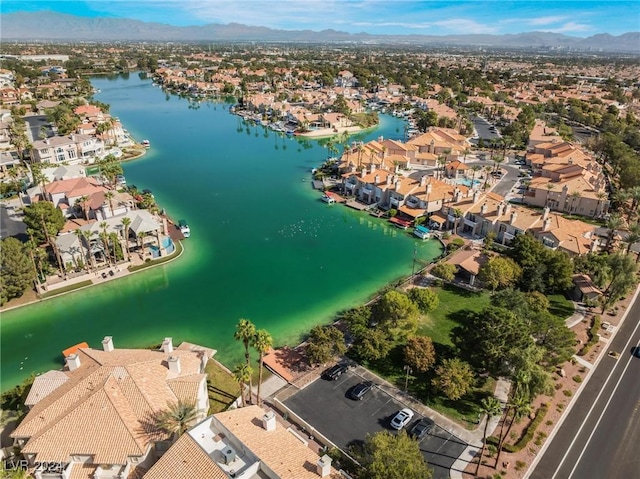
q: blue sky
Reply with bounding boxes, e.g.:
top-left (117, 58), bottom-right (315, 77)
top-left (3, 1), bottom-right (639, 36)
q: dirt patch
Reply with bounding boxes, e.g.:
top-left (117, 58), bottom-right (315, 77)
top-left (461, 287), bottom-right (639, 479)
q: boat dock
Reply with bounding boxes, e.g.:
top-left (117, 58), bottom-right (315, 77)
top-left (345, 199), bottom-right (374, 211)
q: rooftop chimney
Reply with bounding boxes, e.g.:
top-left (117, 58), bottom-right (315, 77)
top-left (361, 168), bottom-right (367, 178)
top-left (316, 454), bottom-right (332, 478)
top-left (102, 336), bottom-right (114, 352)
top-left (369, 163), bottom-right (375, 174)
top-left (480, 203), bottom-right (488, 215)
top-left (65, 354), bottom-right (81, 371)
top-left (374, 175), bottom-right (380, 185)
top-left (262, 410), bottom-right (276, 432)
top-left (543, 217), bottom-right (552, 232)
top-left (510, 212), bottom-right (518, 224)
top-left (505, 203), bottom-right (512, 215)
top-left (497, 203), bottom-right (506, 217)
top-left (395, 179), bottom-right (401, 191)
top-left (162, 337), bottom-right (173, 354)
top-left (426, 183), bottom-right (432, 196)
top-left (542, 206), bottom-right (550, 221)
top-left (167, 356), bottom-right (181, 374)
top-left (420, 175), bottom-right (426, 187)
top-left (473, 190), bottom-right (480, 203)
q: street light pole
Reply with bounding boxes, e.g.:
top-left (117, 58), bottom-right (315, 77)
top-left (404, 365), bottom-right (413, 392)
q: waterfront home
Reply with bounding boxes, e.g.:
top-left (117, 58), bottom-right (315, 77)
top-left (407, 128), bottom-right (468, 160)
top-left (11, 337), bottom-right (214, 479)
top-left (444, 248), bottom-right (490, 286)
top-left (42, 177), bottom-right (128, 220)
top-left (399, 177), bottom-right (471, 221)
top-left (56, 209), bottom-right (166, 267)
top-left (145, 405), bottom-right (340, 479)
top-left (30, 133), bottom-right (105, 165)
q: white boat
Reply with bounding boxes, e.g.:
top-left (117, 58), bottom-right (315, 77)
top-left (414, 225), bottom-right (431, 240)
top-left (142, 139), bottom-right (150, 148)
top-left (321, 193), bottom-right (336, 204)
top-left (178, 220), bottom-right (191, 238)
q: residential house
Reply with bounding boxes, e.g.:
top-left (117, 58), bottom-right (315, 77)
top-left (531, 208), bottom-right (598, 256)
top-left (30, 134), bottom-right (105, 165)
top-left (11, 338), bottom-right (214, 479)
top-left (444, 248), bottom-right (490, 286)
top-left (145, 405), bottom-right (341, 479)
top-left (43, 177), bottom-right (127, 219)
top-left (399, 177), bottom-right (470, 221)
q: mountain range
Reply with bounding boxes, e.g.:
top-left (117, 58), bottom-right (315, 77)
top-left (1, 11), bottom-right (639, 53)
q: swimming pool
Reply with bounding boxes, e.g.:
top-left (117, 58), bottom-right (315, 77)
top-left (149, 237), bottom-right (175, 257)
top-left (456, 178), bottom-right (481, 187)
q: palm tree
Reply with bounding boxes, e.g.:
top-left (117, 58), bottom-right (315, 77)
top-left (606, 213), bottom-right (623, 252)
top-left (623, 222), bottom-right (640, 255)
top-left (104, 190), bottom-right (115, 217)
top-left (545, 183), bottom-right (555, 208)
top-left (569, 191), bottom-right (581, 217)
top-left (595, 191), bottom-right (607, 218)
top-left (251, 329), bottom-right (273, 406)
top-left (234, 319), bottom-right (256, 404)
top-left (476, 396), bottom-right (502, 475)
top-left (452, 208), bottom-right (463, 235)
top-left (75, 195), bottom-right (90, 220)
top-left (121, 217), bottom-right (132, 261)
top-left (233, 362), bottom-right (252, 407)
top-left (155, 399), bottom-right (199, 438)
top-left (99, 222), bottom-right (111, 265)
top-left (74, 229), bottom-right (92, 273)
top-left (470, 164), bottom-right (481, 185)
top-left (496, 391), bottom-right (531, 466)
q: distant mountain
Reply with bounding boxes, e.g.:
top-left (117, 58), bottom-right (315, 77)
top-left (1, 11), bottom-right (638, 53)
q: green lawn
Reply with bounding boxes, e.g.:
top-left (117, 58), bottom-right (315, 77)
top-left (205, 360), bottom-right (239, 414)
top-left (417, 283), bottom-right (491, 346)
top-left (548, 294), bottom-right (575, 321)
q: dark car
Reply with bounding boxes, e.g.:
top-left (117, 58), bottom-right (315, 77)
top-left (322, 363), bottom-right (348, 381)
top-left (634, 346), bottom-right (640, 358)
top-left (408, 418), bottom-right (434, 440)
top-left (347, 381), bottom-right (374, 400)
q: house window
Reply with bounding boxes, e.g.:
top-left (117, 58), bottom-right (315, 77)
top-left (57, 153), bottom-right (65, 162)
top-left (68, 150), bottom-right (76, 159)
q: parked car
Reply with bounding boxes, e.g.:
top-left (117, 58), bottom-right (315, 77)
top-left (322, 363), bottom-right (348, 381)
top-left (390, 408), bottom-right (414, 430)
top-left (634, 346), bottom-right (640, 358)
top-left (408, 418), bottom-right (434, 440)
top-left (347, 381), bottom-right (374, 400)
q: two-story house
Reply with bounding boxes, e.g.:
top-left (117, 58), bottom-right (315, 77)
top-left (30, 134), bottom-right (105, 165)
top-left (11, 338), bottom-right (213, 479)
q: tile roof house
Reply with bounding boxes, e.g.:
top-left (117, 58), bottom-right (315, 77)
top-left (30, 134), bottom-right (105, 165)
top-left (145, 405), bottom-right (341, 479)
top-left (11, 338), bottom-right (214, 479)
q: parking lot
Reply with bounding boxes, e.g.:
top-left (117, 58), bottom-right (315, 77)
top-left (282, 369), bottom-right (467, 478)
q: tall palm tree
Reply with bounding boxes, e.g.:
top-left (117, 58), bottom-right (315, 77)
top-left (251, 329), bottom-right (273, 406)
top-left (545, 183), bottom-right (555, 208)
top-left (99, 222), bottom-right (111, 265)
top-left (595, 191), bottom-right (607, 218)
top-left (120, 217), bottom-right (132, 261)
top-left (569, 191), bottom-right (581, 217)
top-left (476, 396), bottom-right (502, 475)
top-left (497, 391), bottom-right (531, 466)
top-left (74, 229), bottom-right (92, 273)
top-left (606, 213), bottom-right (623, 252)
top-left (234, 319), bottom-right (256, 404)
top-left (155, 400), bottom-right (199, 438)
top-left (104, 190), bottom-right (115, 217)
top-left (470, 164), bottom-right (481, 185)
top-left (623, 222), bottom-right (640, 255)
top-left (233, 362), bottom-right (252, 407)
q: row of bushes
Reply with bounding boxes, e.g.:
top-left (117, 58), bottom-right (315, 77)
top-left (487, 403), bottom-right (549, 453)
top-left (578, 315), bottom-right (601, 356)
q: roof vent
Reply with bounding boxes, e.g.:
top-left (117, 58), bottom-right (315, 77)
top-left (167, 356), bottom-right (181, 374)
top-left (162, 337), bottom-right (173, 354)
top-left (262, 410), bottom-right (276, 432)
top-left (317, 454), bottom-right (332, 478)
top-left (65, 354), bottom-right (81, 371)
top-left (102, 336), bottom-right (114, 352)
top-left (222, 446), bottom-right (236, 465)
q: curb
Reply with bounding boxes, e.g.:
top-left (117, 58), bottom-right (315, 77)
top-left (523, 282), bottom-right (640, 479)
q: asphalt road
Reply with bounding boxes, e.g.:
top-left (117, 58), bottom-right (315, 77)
top-left (283, 369), bottom-right (467, 478)
top-left (529, 294), bottom-right (640, 479)
top-left (0, 205), bottom-right (27, 241)
top-left (470, 115), bottom-right (501, 142)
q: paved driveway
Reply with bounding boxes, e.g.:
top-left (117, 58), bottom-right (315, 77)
top-left (0, 205), bottom-right (27, 241)
top-left (283, 369), bottom-right (467, 478)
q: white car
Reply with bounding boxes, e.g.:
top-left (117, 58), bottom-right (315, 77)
top-left (390, 408), bottom-right (414, 430)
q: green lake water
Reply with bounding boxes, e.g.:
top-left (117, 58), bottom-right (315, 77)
top-left (0, 74), bottom-right (443, 391)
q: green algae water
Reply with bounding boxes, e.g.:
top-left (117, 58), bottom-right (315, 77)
top-left (0, 74), bottom-right (442, 391)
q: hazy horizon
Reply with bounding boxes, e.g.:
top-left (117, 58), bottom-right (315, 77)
top-left (2, 0), bottom-right (639, 38)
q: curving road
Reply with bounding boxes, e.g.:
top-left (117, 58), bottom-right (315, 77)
top-left (528, 290), bottom-right (640, 479)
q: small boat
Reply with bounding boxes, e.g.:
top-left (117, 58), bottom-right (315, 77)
top-left (414, 225), bottom-right (431, 240)
top-left (142, 139), bottom-right (150, 148)
top-left (62, 342), bottom-right (89, 358)
top-left (321, 193), bottom-right (336, 204)
top-left (389, 216), bottom-right (412, 230)
top-left (178, 220), bottom-right (191, 238)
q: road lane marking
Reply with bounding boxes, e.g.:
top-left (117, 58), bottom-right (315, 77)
top-left (566, 352), bottom-right (637, 479)
top-left (551, 315), bottom-right (640, 479)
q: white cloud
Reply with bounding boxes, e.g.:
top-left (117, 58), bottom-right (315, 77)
top-left (529, 16), bottom-right (568, 26)
top-left (433, 18), bottom-right (498, 35)
top-left (545, 22), bottom-right (593, 33)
